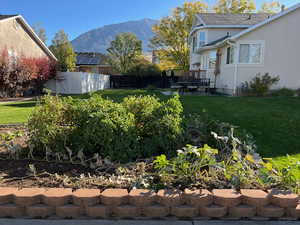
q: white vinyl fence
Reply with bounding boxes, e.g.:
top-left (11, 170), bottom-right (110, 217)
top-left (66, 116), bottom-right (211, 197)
top-left (45, 72), bottom-right (110, 94)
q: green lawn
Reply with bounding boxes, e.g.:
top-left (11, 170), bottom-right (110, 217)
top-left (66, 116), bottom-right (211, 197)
top-left (0, 101), bottom-right (37, 124)
top-left (0, 90), bottom-right (300, 161)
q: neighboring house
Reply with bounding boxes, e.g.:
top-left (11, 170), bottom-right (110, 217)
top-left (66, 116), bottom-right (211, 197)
top-left (0, 15), bottom-right (56, 61)
top-left (75, 52), bottom-right (112, 75)
top-left (189, 3), bottom-right (300, 95)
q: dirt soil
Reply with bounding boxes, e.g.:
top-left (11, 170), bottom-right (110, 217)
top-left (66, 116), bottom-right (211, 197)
top-left (0, 127), bottom-right (28, 153)
top-left (0, 127), bottom-right (107, 189)
top-left (0, 159), bottom-right (98, 189)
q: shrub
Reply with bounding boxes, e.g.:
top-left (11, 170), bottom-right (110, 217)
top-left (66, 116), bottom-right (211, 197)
top-left (28, 94), bottom-right (183, 162)
top-left (0, 49), bottom-right (56, 97)
top-left (271, 88), bottom-right (295, 97)
top-left (123, 95), bottom-right (183, 157)
top-left (153, 134), bottom-right (299, 192)
top-left (184, 113), bottom-right (256, 160)
top-left (242, 73), bottom-right (280, 96)
top-left (125, 58), bottom-right (161, 77)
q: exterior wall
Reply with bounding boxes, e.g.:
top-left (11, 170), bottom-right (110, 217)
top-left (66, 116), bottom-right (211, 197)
top-left (0, 18), bottom-right (48, 58)
top-left (206, 28), bottom-right (244, 43)
top-left (216, 8), bottom-right (300, 94)
top-left (236, 8), bottom-right (300, 90)
top-left (190, 28), bottom-right (245, 70)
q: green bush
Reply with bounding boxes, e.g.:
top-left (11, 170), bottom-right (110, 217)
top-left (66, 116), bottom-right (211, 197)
top-left (125, 60), bottom-right (161, 76)
top-left (184, 113), bottom-right (256, 160)
top-left (28, 94), bottom-right (183, 162)
top-left (271, 88), bottom-right (295, 97)
top-left (242, 73), bottom-right (280, 96)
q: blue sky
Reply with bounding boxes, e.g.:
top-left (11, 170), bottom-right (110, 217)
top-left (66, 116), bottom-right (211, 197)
top-left (2, 0), bottom-right (299, 45)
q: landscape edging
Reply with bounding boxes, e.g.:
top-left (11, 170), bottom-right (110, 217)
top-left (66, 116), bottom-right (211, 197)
top-left (0, 188), bottom-right (299, 220)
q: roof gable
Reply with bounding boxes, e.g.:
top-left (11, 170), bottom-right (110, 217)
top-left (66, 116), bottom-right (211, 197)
top-left (230, 2), bottom-right (300, 40)
top-left (0, 15), bottom-right (57, 61)
top-left (0, 15), bottom-right (18, 21)
top-left (197, 13), bottom-right (271, 26)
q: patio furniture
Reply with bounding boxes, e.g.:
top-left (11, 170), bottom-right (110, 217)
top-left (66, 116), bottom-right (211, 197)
top-left (175, 78), bottom-right (211, 93)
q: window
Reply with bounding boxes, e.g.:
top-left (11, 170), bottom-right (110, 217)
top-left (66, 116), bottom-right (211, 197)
top-left (209, 50), bottom-right (217, 69)
top-left (239, 43), bottom-right (262, 64)
top-left (192, 36), bottom-right (197, 53)
top-left (198, 32), bottom-right (206, 47)
top-left (226, 47), bottom-right (234, 64)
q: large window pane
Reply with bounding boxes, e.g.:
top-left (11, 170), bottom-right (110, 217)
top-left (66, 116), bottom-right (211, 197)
top-left (250, 44), bottom-right (261, 63)
top-left (226, 47), bottom-right (235, 64)
top-left (199, 32), bottom-right (206, 47)
top-left (239, 44), bottom-right (250, 63)
top-left (209, 50), bottom-right (217, 69)
top-left (192, 36), bottom-right (197, 52)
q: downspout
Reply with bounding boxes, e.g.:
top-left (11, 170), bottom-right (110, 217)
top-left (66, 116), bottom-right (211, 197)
top-left (226, 40), bottom-right (238, 96)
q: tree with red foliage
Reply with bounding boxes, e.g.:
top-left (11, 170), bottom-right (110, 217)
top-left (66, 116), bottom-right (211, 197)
top-left (0, 49), bottom-right (57, 97)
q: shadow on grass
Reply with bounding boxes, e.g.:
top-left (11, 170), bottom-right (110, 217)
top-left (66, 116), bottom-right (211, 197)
top-left (3, 102), bottom-right (37, 108)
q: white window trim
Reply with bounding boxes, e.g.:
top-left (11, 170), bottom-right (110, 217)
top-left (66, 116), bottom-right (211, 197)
top-left (236, 40), bottom-right (265, 66)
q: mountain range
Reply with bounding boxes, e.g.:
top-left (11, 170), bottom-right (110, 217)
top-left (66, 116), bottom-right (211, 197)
top-left (71, 18), bottom-right (158, 54)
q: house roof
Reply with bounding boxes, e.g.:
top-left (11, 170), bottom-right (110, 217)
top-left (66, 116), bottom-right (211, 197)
top-left (76, 52), bottom-right (108, 66)
top-left (196, 3), bottom-right (300, 52)
top-left (230, 2), bottom-right (300, 41)
top-left (0, 15), bottom-right (18, 21)
top-left (0, 15), bottom-right (57, 61)
top-left (196, 13), bottom-right (272, 26)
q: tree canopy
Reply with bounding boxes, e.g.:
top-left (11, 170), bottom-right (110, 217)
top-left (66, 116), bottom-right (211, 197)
top-left (259, 1), bottom-right (282, 13)
top-left (32, 23), bottom-right (47, 44)
top-left (150, 2), bottom-right (208, 71)
top-left (49, 30), bottom-right (76, 72)
top-left (214, 0), bottom-right (256, 13)
top-left (107, 32), bottom-right (142, 74)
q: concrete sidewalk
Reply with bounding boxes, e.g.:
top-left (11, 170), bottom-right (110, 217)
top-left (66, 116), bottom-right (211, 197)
top-left (0, 220), bottom-right (299, 225)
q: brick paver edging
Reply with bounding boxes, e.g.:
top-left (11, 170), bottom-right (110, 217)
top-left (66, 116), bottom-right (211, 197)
top-left (0, 188), bottom-right (299, 220)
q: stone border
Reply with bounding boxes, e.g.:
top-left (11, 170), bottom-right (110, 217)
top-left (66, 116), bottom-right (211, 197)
top-left (0, 188), bottom-right (299, 220)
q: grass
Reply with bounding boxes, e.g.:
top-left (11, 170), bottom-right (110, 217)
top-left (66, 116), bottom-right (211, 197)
top-left (0, 89), bottom-right (300, 162)
top-left (0, 101), bottom-right (37, 124)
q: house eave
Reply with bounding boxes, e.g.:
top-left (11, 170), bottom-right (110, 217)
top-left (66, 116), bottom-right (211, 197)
top-left (190, 24), bottom-right (250, 37)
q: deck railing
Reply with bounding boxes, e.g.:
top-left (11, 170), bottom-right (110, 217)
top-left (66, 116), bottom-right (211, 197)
top-left (179, 70), bottom-right (207, 81)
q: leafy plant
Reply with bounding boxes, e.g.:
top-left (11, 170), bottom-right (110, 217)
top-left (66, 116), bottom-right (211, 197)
top-left (28, 94), bottom-right (184, 162)
top-left (242, 73), bottom-right (280, 96)
top-left (184, 113), bottom-right (256, 160)
top-left (271, 88), bottom-right (295, 97)
top-left (125, 56), bottom-right (161, 77)
top-left (154, 144), bottom-right (219, 188)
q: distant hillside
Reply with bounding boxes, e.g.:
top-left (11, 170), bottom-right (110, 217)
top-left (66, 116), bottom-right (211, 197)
top-left (71, 18), bottom-right (158, 53)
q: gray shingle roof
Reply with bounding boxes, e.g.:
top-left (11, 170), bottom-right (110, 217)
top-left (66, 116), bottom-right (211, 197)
top-left (76, 52), bottom-right (108, 65)
top-left (197, 13), bottom-right (272, 26)
top-left (0, 15), bottom-right (18, 21)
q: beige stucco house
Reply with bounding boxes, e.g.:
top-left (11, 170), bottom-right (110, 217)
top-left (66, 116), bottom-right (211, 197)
top-left (189, 3), bottom-right (300, 95)
top-left (0, 15), bottom-right (56, 61)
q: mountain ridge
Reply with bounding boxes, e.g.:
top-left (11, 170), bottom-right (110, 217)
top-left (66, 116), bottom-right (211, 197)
top-left (71, 18), bottom-right (158, 53)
